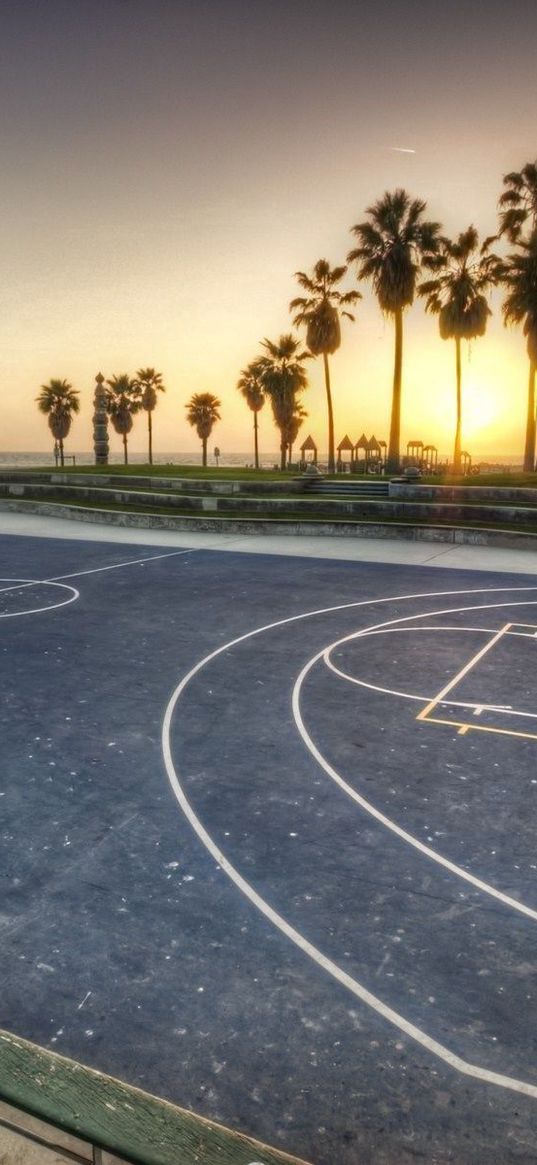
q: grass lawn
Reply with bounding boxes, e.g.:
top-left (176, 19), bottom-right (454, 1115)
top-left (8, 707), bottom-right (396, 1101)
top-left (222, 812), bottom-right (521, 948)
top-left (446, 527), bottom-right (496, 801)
top-left (14, 463), bottom-right (537, 489)
top-left (23, 463), bottom-right (299, 480)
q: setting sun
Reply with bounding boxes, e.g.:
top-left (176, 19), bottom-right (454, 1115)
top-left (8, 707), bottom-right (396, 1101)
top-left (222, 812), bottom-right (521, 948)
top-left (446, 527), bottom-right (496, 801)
top-left (462, 381), bottom-right (502, 440)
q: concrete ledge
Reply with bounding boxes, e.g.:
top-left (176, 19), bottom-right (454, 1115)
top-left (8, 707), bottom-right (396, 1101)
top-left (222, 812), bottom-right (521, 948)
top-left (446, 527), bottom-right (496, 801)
top-left (2, 498), bottom-right (537, 550)
top-left (2, 482), bottom-right (537, 526)
top-left (0, 471), bottom-right (303, 496)
top-left (389, 482), bottom-right (537, 503)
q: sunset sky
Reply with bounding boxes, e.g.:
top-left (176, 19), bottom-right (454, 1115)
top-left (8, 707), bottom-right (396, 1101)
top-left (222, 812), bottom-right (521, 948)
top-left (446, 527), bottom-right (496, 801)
top-left (2, 0), bottom-right (537, 460)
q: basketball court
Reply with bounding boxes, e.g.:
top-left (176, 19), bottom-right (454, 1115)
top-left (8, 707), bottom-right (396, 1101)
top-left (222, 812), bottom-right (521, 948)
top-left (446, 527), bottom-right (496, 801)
top-left (1, 526), bottom-right (537, 1164)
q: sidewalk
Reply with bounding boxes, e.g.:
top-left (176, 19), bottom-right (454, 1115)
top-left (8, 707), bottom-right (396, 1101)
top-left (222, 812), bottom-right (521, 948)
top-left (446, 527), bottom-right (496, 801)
top-left (0, 510), bottom-right (536, 575)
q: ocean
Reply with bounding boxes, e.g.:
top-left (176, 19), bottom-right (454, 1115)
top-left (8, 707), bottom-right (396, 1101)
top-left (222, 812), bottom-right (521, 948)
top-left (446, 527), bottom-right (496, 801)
top-left (0, 451), bottom-right (282, 470)
top-left (0, 451), bottom-right (524, 470)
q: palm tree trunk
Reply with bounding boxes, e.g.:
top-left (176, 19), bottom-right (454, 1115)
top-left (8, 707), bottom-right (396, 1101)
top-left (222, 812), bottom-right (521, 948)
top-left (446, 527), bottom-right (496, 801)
top-left (387, 308), bottom-right (403, 474)
top-left (523, 362), bottom-right (536, 472)
top-left (202, 437), bottom-right (207, 467)
top-left (59, 438), bottom-right (64, 469)
top-left (253, 412), bottom-right (259, 469)
top-left (148, 410), bottom-right (153, 466)
top-left (453, 337), bottom-right (462, 474)
top-left (123, 432), bottom-right (128, 465)
top-left (322, 353), bottom-right (335, 474)
top-left (280, 436), bottom-right (286, 471)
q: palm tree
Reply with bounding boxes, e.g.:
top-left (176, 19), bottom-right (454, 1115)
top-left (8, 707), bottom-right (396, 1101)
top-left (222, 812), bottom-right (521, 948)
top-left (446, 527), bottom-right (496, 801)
top-left (134, 368), bottom-right (165, 465)
top-left (105, 374), bottom-right (141, 465)
top-left (501, 231), bottom-right (537, 471)
top-left (499, 161), bottom-right (537, 243)
top-left (418, 227), bottom-right (501, 473)
top-left (290, 259), bottom-right (360, 473)
top-left (185, 392), bottom-right (221, 466)
top-left (285, 400), bottom-right (308, 466)
top-left (237, 360), bottom-right (265, 469)
top-left (348, 189), bottom-right (441, 473)
top-left (256, 334), bottom-right (309, 470)
top-left (36, 379), bottom-right (80, 468)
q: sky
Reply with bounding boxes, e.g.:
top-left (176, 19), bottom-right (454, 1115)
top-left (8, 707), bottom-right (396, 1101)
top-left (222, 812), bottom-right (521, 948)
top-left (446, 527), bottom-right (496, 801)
top-left (1, 0), bottom-right (537, 460)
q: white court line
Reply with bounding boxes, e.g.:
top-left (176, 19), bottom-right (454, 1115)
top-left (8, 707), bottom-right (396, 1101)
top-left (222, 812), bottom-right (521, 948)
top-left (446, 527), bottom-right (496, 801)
top-left (48, 547), bottom-right (196, 582)
top-left (162, 584), bottom-right (537, 1101)
top-left (0, 578), bottom-right (79, 618)
top-left (417, 623), bottom-right (512, 723)
top-left (0, 577), bottom-right (44, 596)
top-left (325, 626), bottom-right (537, 721)
top-left (293, 597), bottom-right (537, 922)
top-left (0, 549), bottom-right (195, 606)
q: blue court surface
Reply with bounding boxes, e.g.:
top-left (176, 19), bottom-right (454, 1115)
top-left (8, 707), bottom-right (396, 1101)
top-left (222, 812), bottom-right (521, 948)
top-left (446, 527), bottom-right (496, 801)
top-left (1, 532), bottom-right (537, 1165)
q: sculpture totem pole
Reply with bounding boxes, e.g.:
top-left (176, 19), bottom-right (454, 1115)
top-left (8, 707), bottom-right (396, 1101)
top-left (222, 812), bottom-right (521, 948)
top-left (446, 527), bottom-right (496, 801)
top-left (92, 372), bottom-right (109, 465)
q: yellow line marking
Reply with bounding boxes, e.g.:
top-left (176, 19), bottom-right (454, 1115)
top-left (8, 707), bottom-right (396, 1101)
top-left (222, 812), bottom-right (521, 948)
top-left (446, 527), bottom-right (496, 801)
top-left (424, 715), bottom-right (537, 741)
top-left (416, 623), bottom-right (512, 724)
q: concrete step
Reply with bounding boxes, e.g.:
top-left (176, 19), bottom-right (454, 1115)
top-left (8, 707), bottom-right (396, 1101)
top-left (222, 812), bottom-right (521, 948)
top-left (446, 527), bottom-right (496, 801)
top-left (308, 480), bottom-right (390, 498)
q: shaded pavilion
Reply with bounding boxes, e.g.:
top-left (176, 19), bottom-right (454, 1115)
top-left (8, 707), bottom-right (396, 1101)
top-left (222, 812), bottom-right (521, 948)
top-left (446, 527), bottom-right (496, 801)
top-left (423, 444), bottom-right (438, 472)
top-left (354, 433), bottom-right (369, 469)
top-left (406, 440), bottom-right (423, 463)
top-left (299, 435), bottom-right (317, 466)
top-left (336, 434), bottom-right (354, 472)
top-left (365, 438), bottom-right (382, 472)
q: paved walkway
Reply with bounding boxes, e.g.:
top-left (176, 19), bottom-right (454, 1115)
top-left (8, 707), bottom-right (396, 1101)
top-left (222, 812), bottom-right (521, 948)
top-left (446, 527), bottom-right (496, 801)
top-left (0, 510), bottom-right (536, 575)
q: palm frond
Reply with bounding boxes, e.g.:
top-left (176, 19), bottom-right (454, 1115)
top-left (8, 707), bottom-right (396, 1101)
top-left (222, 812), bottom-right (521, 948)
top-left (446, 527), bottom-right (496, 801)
top-left (328, 264), bottom-right (347, 284)
top-left (349, 222), bottom-right (385, 250)
top-left (339, 290), bottom-right (362, 305)
top-left (503, 170), bottom-right (524, 191)
top-left (417, 279), bottom-right (442, 297)
top-left (293, 271), bottom-right (317, 293)
top-left (499, 190), bottom-right (522, 208)
top-left (418, 221), bottom-right (442, 252)
top-left (498, 207), bottom-right (528, 242)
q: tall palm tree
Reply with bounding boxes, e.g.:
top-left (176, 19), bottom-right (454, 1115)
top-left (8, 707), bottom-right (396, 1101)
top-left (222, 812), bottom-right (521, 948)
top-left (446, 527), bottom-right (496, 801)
top-left (134, 367), bottom-right (165, 465)
top-left (185, 392), bottom-right (221, 466)
top-left (348, 189), bottom-right (441, 473)
top-left (36, 379), bottom-right (80, 468)
top-left (418, 227), bottom-right (501, 473)
top-left (105, 374), bottom-right (141, 465)
top-left (499, 161), bottom-right (537, 243)
top-left (290, 259), bottom-right (360, 473)
top-left (256, 334), bottom-right (309, 470)
top-left (237, 359), bottom-right (265, 469)
top-left (501, 231), bottom-right (537, 471)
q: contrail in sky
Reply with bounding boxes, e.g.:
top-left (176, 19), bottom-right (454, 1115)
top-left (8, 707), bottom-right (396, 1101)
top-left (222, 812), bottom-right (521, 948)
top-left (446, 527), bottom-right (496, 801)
top-left (390, 147), bottom-right (416, 154)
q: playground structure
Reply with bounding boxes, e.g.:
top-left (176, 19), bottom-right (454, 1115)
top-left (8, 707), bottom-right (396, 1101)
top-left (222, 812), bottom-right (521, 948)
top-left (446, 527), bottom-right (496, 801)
top-left (299, 435), bottom-right (318, 465)
top-left (401, 440), bottom-right (474, 475)
top-left (298, 435), bottom-right (474, 475)
top-left (300, 434), bottom-right (388, 473)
